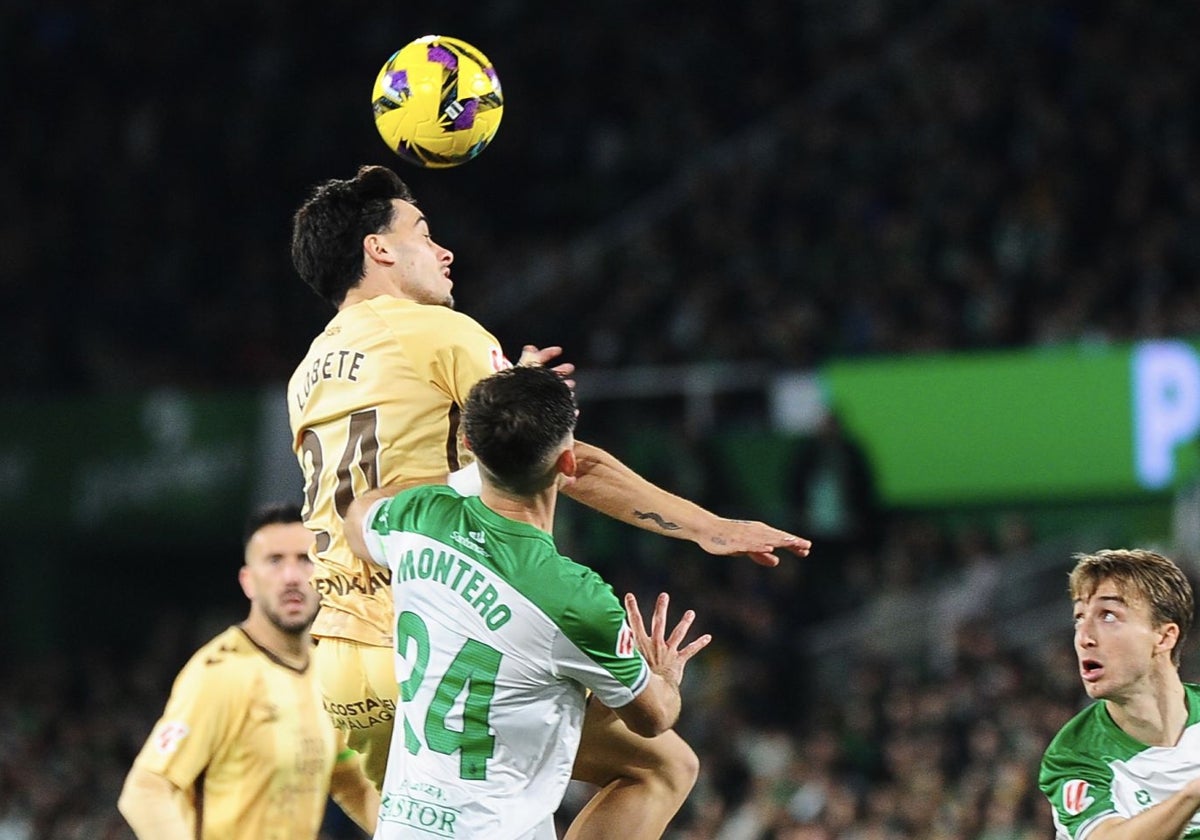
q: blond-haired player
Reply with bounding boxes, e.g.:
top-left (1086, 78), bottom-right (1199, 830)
top-left (1039, 549), bottom-right (1200, 840)
top-left (117, 503), bottom-right (378, 840)
top-left (287, 164), bottom-right (811, 837)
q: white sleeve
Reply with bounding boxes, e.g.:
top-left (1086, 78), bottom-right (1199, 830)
top-left (359, 497), bottom-right (391, 567)
top-left (447, 461), bottom-right (482, 497)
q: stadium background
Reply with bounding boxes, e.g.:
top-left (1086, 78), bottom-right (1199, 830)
top-left (4, 0), bottom-right (1200, 837)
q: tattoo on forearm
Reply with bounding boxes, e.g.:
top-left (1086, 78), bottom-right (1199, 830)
top-left (634, 510), bottom-right (681, 531)
top-left (711, 536), bottom-right (728, 546)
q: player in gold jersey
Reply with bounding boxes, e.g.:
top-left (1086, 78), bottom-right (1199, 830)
top-left (117, 504), bottom-right (378, 840)
top-left (288, 165), bottom-right (811, 838)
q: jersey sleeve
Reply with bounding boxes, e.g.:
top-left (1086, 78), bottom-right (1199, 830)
top-left (131, 650), bottom-right (246, 790)
top-left (362, 485), bottom-right (455, 566)
top-left (1039, 737), bottom-right (1119, 840)
top-left (423, 311), bottom-right (510, 407)
top-left (359, 497), bottom-right (392, 568)
top-left (549, 566), bottom-right (649, 709)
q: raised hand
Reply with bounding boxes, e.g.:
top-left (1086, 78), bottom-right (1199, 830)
top-left (517, 344), bottom-right (576, 390)
top-left (696, 519), bottom-right (812, 567)
top-left (623, 592), bottom-right (711, 690)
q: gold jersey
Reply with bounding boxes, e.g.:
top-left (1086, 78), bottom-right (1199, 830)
top-left (288, 296), bottom-right (509, 645)
top-left (130, 627), bottom-right (340, 840)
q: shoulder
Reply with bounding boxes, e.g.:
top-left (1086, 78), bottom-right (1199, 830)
top-left (1043, 702), bottom-right (1105, 757)
top-left (1040, 702), bottom-right (1116, 785)
top-left (511, 552), bottom-right (624, 629)
top-left (370, 485), bottom-right (467, 539)
top-left (170, 628), bottom-right (258, 697)
top-left (367, 297), bottom-right (496, 340)
top-left (381, 485), bottom-right (461, 522)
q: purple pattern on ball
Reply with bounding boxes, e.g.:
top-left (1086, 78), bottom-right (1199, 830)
top-left (385, 70), bottom-right (409, 96)
top-left (427, 45), bottom-right (458, 71)
top-left (453, 99), bottom-right (478, 130)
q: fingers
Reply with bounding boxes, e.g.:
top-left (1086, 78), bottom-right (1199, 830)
top-left (677, 633), bottom-right (713, 662)
top-left (782, 535), bottom-right (813, 554)
top-left (624, 593), bottom-right (648, 641)
top-left (748, 551), bottom-right (782, 568)
top-left (651, 592), bottom-right (669, 643)
top-left (665, 608), bottom-right (695, 649)
top-left (517, 347), bottom-right (577, 390)
top-left (626, 592), bottom-right (708, 659)
top-left (706, 521), bottom-right (813, 563)
top-left (518, 344), bottom-right (565, 366)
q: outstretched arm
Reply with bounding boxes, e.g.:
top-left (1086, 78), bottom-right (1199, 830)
top-left (1087, 779), bottom-right (1200, 840)
top-left (564, 440), bottom-right (810, 567)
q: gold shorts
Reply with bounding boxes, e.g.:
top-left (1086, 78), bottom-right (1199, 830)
top-left (314, 637), bottom-right (396, 790)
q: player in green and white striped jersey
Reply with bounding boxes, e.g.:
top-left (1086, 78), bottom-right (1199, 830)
top-left (346, 366), bottom-right (710, 839)
top-left (1039, 549), bottom-right (1200, 840)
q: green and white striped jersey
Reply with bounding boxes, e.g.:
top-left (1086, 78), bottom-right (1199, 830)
top-left (1039, 683), bottom-right (1200, 840)
top-left (362, 485), bottom-right (649, 840)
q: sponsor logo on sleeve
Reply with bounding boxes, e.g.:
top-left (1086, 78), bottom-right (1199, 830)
top-left (616, 622), bottom-right (636, 657)
top-left (1063, 779), bottom-right (1094, 816)
top-left (155, 721), bottom-right (190, 755)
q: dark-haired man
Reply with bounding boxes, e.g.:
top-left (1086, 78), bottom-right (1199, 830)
top-left (287, 164), bottom-right (809, 835)
top-left (346, 366), bottom-right (709, 839)
top-left (118, 504), bottom-right (378, 840)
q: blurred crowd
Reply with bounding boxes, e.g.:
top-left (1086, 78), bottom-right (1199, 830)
top-left (7, 0), bottom-right (1200, 391)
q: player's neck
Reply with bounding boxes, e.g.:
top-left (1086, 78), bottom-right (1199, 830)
top-left (480, 486), bottom-right (558, 534)
top-left (342, 283), bottom-right (392, 309)
top-left (239, 615), bottom-right (312, 670)
top-left (341, 275), bottom-right (415, 309)
top-left (1106, 667), bottom-right (1188, 747)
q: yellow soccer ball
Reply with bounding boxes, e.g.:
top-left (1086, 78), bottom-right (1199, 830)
top-left (371, 35), bottom-right (504, 168)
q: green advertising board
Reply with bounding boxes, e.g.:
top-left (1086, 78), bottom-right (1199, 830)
top-left (1, 389), bottom-right (270, 545)
top-left (823, 340), bottom-right (1200, 505)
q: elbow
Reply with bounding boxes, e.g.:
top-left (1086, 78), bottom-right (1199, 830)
top-left (116, 788), bottom-right (133, 823)
top-left (618, 699), bottom-right (679, 739)
top-left (116, 771), bottom-right (142, 823)
top-left (629, 717), bottom-right (672, 739)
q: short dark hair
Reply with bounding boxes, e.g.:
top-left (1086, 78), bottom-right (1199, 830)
top-left (291, 165), bottom-right (415, 306)
top-left (463, 366), bottom-right (577, 496)
top-left (243, 502), bottom-right (304, 547)
top-left (1070, 548), bottom-right (1195, 667)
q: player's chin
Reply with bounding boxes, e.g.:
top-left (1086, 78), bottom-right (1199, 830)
top-left (272, 606), bottom-right (318, 634)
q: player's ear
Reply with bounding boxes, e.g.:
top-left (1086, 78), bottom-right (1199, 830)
top-left (363, 233), bottom-right (394, 267)
top-left (556, 446), bottom-right (576, 479)
top-left (238, 565), bottom-right (255, 600)
top-left (1156, 621), bottom-right (1180, 657)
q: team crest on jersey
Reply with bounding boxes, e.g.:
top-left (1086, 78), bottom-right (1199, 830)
top-left (1062, 779), bottom-right (1094, 815)
top-left (616, 622), bottom-right (636, 657)
top-left (155, 721), bottom-right (190, 755)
